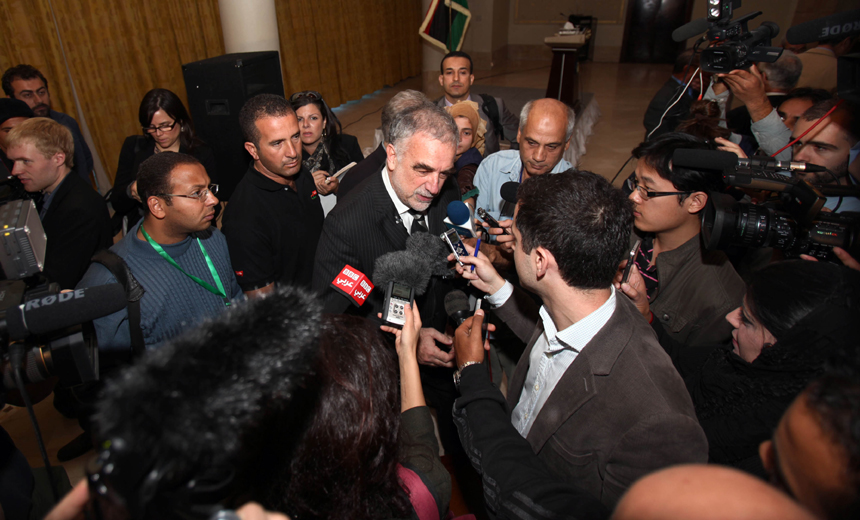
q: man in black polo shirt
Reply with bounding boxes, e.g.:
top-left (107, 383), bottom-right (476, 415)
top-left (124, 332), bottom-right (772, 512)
top-left (222, 94), bottom-right (324, 298)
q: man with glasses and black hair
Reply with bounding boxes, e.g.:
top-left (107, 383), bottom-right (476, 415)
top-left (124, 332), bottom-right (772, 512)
top-left (616, 132), bottom-right (744, 349)
top-left (221, 94), bottom-right (324, 298)
top-left (77, 152), bottom-right (241, 351)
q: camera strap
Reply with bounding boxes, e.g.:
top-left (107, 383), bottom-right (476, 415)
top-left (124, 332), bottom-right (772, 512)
top-left (140, 224), bottom-right (230, 306)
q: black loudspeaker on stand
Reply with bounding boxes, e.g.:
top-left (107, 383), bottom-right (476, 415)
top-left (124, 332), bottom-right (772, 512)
top-left (182, 52), bottom-right (284, 201)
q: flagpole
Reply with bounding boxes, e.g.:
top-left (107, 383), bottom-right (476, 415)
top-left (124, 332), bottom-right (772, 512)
top-left (447, 0), bottom-right (452, 51)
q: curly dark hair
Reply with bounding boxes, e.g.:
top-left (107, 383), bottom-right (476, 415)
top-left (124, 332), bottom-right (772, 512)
top-left (2, 64), bottom-right (47, 97)
top-left (239, 94), bottom-right (294, 148)
top-left (279, 315), bottom-right (411, 520)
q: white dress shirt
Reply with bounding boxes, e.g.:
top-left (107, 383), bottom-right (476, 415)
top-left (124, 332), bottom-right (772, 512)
top-left (382, 165), bottom-right (423, 233)
top-left (487, 281), bottom-right (617, 437)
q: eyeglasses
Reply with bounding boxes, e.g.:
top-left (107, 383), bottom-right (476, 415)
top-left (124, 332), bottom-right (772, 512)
top-left (626, 177), bottom-right (694, 201)
top-left (289, 91), bottom-right (322, 103)
top-left (157, 184), bottom-right (218, 201)
top-left (143, 121), bottom-right (178, 134)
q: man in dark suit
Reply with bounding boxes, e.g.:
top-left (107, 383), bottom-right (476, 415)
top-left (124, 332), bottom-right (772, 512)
top-left (643, 49), bottom-right (706, 140)
top-left (452, 169), bottom-right (708, 508)
top-left (313, 97), bottom-right (461, 366)
top-left (6, 117), bottom-right (110, 289)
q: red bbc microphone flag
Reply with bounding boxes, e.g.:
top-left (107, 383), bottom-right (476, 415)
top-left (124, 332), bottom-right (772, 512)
top-left (331, 265), bottom-right (374, 307)
top-left (420, 0), bottom-right (471, 52)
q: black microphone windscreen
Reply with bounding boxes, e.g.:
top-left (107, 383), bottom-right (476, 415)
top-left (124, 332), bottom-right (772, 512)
top-left (500, 181), bottom-right (520, 204)
top-left (373, 250), bottom-right (432, 296)
top-left (672, 18), bottom-right (709, 42)
top-left (786, 9), bottom-right (860, 44)
top-left (406, 232), bottom-right (449, 276)
top-left (444, 290), bottom-right (470, 326)
top-left (672, 149), bottom-right (738, 171)
top-left (6, 284), bottom-right (128, 340)
top-left (95, 286), bottom-right (322, 486)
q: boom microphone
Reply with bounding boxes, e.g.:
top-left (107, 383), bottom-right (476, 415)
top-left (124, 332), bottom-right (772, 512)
top-left (672, 149), bottom-right (827, 173)
top-left (786, 9), bottom-right (860, 45)
top-left (4, 284), bottom-right (128, 340)
top-left (91, 286), bottom-right (322, 519)
top-left (405, 232), bottom-right (450, 276)
top-left (672, 18), bottom-right (709, 42)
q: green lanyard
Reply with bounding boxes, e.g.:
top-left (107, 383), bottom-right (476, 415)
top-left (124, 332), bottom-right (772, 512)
top-left (140, 224), bottom-right (230, 306)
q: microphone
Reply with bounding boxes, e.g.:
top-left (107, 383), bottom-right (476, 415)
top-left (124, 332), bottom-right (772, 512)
top-left (91, 286), bottom-right (322, 519)
top-left (672, 18), bottom-right (709, 42)
top-left (372, 250), bottom-right (432, 297)
top-left (406, 231), bottom-right (450, 277)
top-left (786, 9), bottom-right (860, 44)
top-left (672, 149), bottom-right (827, 173)
top-left (500, 181), bottom-right (521, 204)
top-left (5, 284), bottom-right (128, 340)
top-left (445, 200), bottom-right (478, 238)
top-left (444, 290), bottom-right (471, 327)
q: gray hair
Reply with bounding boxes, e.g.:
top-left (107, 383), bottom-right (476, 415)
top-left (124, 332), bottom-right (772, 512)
top-left (389, 102), bottom-right (459, 156)
top-left (519, 99), bottom-right (576, 143)
top-left (759, 50), bottom-right (802, 91)
top-left (381, 90), bottom-right (429, 143)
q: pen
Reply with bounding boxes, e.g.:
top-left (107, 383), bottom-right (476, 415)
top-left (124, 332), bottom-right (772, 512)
top-left (472, 238), bottom-right (481, 272)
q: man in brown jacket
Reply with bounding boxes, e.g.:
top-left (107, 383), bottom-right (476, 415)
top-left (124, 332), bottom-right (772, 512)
top-left (455, 169), bottom-right (708, 507)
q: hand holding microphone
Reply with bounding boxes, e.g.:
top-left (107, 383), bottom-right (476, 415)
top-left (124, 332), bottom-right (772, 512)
top-left (448, 241), bottom-right (506, 295)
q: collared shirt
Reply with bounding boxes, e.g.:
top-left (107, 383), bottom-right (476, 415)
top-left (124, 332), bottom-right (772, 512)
top-left (473, 150), bottom-right (572, 219)
top-left (486, 281), bottom-right (617, 437)
top-left (382, 165), bottom-right (424, 234)
top-left (39, 173), bottom-right (70, 219)
top-left (445, 94), bottom-right (473, 107)
top-left (221, 162), bottom-right (324, 291)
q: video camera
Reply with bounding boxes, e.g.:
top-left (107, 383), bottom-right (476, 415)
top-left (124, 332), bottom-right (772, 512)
top-left (672, 0), bottom-right (783, 73)
top-left (673, 149), bottom-right (860, 262)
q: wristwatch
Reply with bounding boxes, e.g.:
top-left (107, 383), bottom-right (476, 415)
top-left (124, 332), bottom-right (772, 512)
top-left (454, 361), bottom-right (482, 390)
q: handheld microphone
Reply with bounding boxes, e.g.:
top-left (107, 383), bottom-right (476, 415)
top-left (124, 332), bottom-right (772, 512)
top-left (405, 232), bottom-right (450, 277)
top-left (444, 290), bottom-right (471, 327)
top-left (4, 284), bottom-right (128, 340)
top-left (672, 18), bottom-right (709, 42)
top-left (373, 250), bottom-right (431, 327)
top-left (445, 200), bottom-right (478, 238)
top-left (672, 149), bottom-right (827, 173)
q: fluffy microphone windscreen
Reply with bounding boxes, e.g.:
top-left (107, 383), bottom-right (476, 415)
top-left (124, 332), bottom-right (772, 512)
top-left (406, 232), bottom-right (450, 276)
top-left (94, 285), bottom-right (322, 487)
top-left (373, 250), bottom-right (432, 296)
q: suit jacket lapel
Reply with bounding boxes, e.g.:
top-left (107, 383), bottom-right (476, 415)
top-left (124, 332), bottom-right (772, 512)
top-left (514, 298), bottom-right (636, 453)
top-left (369, 172), bottom-right (409, 250)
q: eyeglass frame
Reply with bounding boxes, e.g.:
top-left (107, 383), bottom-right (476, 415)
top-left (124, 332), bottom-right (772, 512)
top-left (156, 184), bottom-right (219, 201)
top-left (142, 120), bottom-right (178, 134)
top-left (289, 90), bottom-right (322, 103)
top-left (626, 177), bottom-right (695, 201)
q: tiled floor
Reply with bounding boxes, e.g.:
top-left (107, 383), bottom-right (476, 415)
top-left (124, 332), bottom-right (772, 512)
top-left (0, 58), bottom-right (673, 494)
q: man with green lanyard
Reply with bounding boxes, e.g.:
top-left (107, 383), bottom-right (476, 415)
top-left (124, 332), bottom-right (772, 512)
top-left (77, 152), bottom-right (243, 352)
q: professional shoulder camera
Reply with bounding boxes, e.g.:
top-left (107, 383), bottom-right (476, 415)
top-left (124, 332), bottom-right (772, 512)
top-left (673, 149), bottom-right (860, 262)
top-left (673, 0), bottom-right (783, 73)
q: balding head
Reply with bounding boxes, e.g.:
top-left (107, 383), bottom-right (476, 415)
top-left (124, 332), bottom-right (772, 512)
top-left (517, 99), bottom-right (575, 179)
top-left (612, 465), bottom-right (816, 520)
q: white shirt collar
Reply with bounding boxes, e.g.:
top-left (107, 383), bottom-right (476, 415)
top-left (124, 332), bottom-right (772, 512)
top-left (382, 165), bottom-right (410, 217)
top-left (538, 286), bottom-right (617, 355)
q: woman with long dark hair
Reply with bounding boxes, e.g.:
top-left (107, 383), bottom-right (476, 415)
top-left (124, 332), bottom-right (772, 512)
top-left (289, 91), bottom-right (364, 215)
top-left (617, 259), bottom-right (860, 476)
top-left (276, 306), bottom-right (451, 520)
top-left (110, 88), bottom-right (217, 232)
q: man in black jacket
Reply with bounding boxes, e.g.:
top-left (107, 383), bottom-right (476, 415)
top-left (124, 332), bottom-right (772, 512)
top-left (6, 117), bottom-right (110, 288)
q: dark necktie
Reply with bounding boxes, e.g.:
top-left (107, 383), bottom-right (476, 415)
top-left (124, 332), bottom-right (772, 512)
top-left (409, 210), bottom-right (428, 234)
